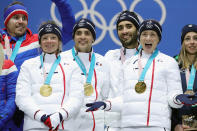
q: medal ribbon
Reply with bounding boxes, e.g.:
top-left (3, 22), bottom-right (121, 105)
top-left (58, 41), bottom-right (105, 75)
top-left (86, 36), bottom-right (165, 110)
top-left (120, 45), bottom-right (142, 63)
top-left (186, 65), bottom-right (196, 90)
top-left (120, 47), bottom-right (126, 64)
top-left (138, 49), bottom-right (159, 81)
top-left (40, 54), bottom-right (61, 85)
top-left (135, 44), bottom-right (142, 55)
top-left (10, 35), bottom-right (26, 62)
top-left (72, 47), bottom-right (95, 84)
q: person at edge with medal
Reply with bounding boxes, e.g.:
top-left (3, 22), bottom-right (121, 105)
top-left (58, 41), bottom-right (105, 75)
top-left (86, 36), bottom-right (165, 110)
top-left (61, 18), bottom-right (110, 131)
top-left (0, 42), bottom-right (19, 130)
top-left (104, 10), bottom-right (140, 131)
top-left (171, 24), bottom-right (197, 131)
top-left (15, 21), bottom-right (84, 131)
top-left (85, 19), bottom-right (197, 131)
top-left (0, 0), bottom-right (75, 130)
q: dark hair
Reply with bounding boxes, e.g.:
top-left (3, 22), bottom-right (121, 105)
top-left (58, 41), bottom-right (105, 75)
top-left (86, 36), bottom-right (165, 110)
top-left (4, 1), bottom-right (24, 13)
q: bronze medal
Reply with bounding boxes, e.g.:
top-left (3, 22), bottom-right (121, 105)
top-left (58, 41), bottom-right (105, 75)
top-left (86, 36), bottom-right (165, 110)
top-left (40, 84), bottom-right (52, 97)
top-left (84, 83), bottom-right (93, 96)
top-left (135, 81), bottom-right (146, 94)
top-left (184, 90), bottom-right (195, 96)
top-left (182, 90), bottom-right (197, 130)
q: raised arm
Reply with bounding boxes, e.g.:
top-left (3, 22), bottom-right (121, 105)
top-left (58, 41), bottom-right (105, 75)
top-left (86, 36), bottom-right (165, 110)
top-left (51, 0), bottom-right (75, 48)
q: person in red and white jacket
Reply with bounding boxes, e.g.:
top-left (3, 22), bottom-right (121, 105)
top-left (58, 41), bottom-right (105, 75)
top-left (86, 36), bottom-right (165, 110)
top-left (61, 18), bottom-right (110, 131)
top-left (0, 0), bottom-right (75, 70)
top-left (0, 44), bottom-right (18, 130)
top-left (16, 21), bottom-right (83, 130)
top-left (104, 10), bottom-right (140, 131)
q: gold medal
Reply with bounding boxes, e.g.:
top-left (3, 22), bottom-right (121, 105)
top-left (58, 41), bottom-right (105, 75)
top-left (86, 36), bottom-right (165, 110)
top-left (182, 90), bottom-right (197, 130)
top-left (84, 83), bottom-right (93, 96)
top-left (135, 81), bottom-right (146, 94)
top-left (40, 84), bottom-right (52, 97)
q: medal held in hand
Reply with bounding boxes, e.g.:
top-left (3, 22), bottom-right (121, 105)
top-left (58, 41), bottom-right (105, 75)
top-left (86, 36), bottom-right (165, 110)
top-left (135, 81), bottom-right (146, 94)
top-left (84, 83), bottom-right (94, 96)
top-left (182, 115), bottom-right (197, 131)
top-left (182, 65), bottom-right (197, 130)
top-left (40, 84), bottom-right (52, 97)
top-left (182, 90), bottom-right (197, 131)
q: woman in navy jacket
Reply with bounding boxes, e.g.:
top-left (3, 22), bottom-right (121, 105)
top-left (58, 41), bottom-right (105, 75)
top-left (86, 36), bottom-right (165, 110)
top-left (172, 24), bottom-right (197, 131)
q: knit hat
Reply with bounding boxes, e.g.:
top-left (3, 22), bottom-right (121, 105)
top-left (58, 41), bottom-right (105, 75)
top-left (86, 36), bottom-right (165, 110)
top-left (181, 24), bottom-right (197, 43)
top-left (72, 18), bottom-right (96, 41)
top-left (116, 10), bottom-right (140, 30)
top-left (139, 19), bottom-right (162, 41)
top-left (4, 4), bottom-right (28, 27)
top-left (38, 23), bottom-right (62, 43)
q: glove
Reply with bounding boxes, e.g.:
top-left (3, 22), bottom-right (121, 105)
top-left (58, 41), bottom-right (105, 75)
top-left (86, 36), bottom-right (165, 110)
top-left (42, 112), bottom-right (63, 130)
top-left (41, 114), bottom-right (52, 129)
top-left (86, 101), bottom-right (106, 112)
top-left (176, 94), bottom-right (196, 105)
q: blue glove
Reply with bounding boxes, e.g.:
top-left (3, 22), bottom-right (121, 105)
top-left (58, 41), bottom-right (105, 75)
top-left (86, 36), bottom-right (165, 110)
top-left (86, 101), bottom-right (106, 112)
top-left (176, 94), bottom-right (195, 105)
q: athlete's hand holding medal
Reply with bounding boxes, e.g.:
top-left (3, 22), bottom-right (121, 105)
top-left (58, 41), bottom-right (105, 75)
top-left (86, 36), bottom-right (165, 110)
top-left (176, 93), bottom-right (197, 106)
top-left (176, 65), bottom-right (197, 106)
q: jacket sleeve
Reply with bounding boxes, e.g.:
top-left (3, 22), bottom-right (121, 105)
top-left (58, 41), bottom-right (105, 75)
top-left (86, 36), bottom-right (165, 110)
top-left (100, 59), bottom-right (110, 100)
top-left (0, 65), bottom-right (18, 127)
top-left (52, 0), bottom-right (75, 48)
top-left (105, 66), bottom-right (124, 112)
top-left (15, 62), bottom-right (45, 122)
top-left (61, 67), bottom-right (84, 120)
top-left (166, 58), bottom-right (183, 108)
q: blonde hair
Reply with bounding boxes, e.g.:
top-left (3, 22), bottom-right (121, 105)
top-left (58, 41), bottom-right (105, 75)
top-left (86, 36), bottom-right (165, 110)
top-left (178, 43), bottom-right (197, 70)
top-left (0, 44), bottom-right (5, 75)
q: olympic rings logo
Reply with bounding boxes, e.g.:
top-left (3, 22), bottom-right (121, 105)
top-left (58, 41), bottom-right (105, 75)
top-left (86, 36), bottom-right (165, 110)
top-left (51, 0), bottom-right (166, 46)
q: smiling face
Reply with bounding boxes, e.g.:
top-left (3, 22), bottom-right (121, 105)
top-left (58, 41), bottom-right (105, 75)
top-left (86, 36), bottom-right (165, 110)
top-left (74, 28), bottom-right (93, 53)
top-left (6, 14), bottom-right (28, 37)
top-left (40, 33), bottom-right (60, 54)
top-left (117, 20), bottom-right (138, 48)
top-left (140, 30), bottom-right (160, 54)
top-left (183, 32), bottom-right (197, 55)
